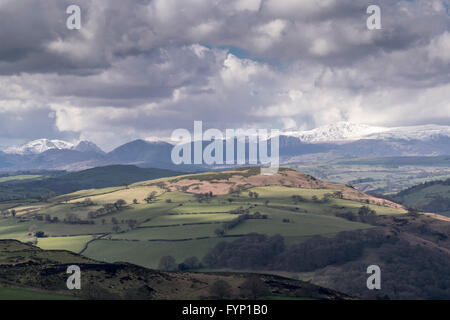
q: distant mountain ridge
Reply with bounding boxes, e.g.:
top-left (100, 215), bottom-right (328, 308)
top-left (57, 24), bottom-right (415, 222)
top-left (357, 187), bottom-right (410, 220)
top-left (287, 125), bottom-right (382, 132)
top-left (5, 122), bottom-right (450, 156)
top-left (1, 123), bottom-right (449, 172)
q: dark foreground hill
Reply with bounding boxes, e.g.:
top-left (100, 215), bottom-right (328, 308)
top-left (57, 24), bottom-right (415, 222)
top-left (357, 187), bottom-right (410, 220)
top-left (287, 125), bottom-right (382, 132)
top-left (200, 213), bottom-right (450, 300)
top-left (0, 240), bottom-right (350, 300)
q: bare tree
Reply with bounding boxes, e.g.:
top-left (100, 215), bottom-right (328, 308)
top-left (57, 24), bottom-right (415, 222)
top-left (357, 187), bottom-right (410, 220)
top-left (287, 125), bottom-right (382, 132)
top-left (158, 255), bottom-right (177, 271)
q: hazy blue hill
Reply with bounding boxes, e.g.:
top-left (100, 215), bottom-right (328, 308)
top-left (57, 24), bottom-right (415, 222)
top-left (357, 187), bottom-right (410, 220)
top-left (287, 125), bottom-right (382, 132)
top-left (27, 149), bottom-right (107, 168)
top-left (278, 135), bottom-right (333, 156)
top-left (0, 151), bottom-right (15, 170)
top-left (108, 139), bottom-right (173, 162)
top-left (0, 165), bottom-right (183, 200)
top-left (74, 141), bottom-right (105, 154)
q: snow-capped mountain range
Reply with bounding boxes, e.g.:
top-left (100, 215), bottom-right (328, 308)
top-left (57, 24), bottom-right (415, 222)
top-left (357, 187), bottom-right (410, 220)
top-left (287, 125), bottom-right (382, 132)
top-left (0, 122), bottom-right (449, 172)
top-left (284, 122), bottom-right (450, 143)
top-left (3, 122), bottom-right (450, 156)
top-left (3, 139), bottom-right (104, 155)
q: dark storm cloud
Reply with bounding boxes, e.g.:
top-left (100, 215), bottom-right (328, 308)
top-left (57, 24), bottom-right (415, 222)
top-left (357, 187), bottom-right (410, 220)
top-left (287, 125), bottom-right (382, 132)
top-left (0, 0), bottom-right (110, 75)
top-left (0, 0), bottom-right (448, 149)
top-left (49, 46), bottom-right (224, 102)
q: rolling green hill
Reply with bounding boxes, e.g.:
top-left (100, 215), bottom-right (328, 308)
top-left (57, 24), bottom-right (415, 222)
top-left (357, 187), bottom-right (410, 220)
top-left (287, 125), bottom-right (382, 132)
top-left (0, 167), bottom-right (406, 270)
top-left (1, 166), bottom-right (450, 299)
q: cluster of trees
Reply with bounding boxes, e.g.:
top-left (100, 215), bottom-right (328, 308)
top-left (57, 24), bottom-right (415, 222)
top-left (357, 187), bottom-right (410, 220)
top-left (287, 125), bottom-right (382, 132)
top-left (306, 191), bottom-right (344, 204)
top-left (248, 191), bottom-right (259, 199)
top-left (202, 230), bottom-right (393, 272)
top-left (273, 230), bottom-right (390, 272)
top-left (291, 195), bottom-right (305, 203)
top-left (158, 255), bottom-right (201, 271)
top-left (34, 214), bottom-right (59, 223)
top-left (109, 217), bottom-right (138, 232)
top-left (194, 192), bottom-right (214, 203)
top-left (202, 228), bottom-right (450, 299)
top-left (335, 206), bottom-right (377, 224)
top-left (203, 233), bottom-right (285, 269)
top-left (144, 191), bottom-right (158, 203)
top-left (74, 198), bottom-right (95, 207)
top-left (87, 199), bottom-right (127, 219)
top-left (316, 239), bottom-right (450, 300)
top-left (64, 212), bottom-right (95, 225)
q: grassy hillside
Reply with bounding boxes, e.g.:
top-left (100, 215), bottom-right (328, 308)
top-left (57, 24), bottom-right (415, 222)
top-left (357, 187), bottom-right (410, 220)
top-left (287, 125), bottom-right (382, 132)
top-left (0, 167), bottom-right (406, 270)
top-left (2, 166), bottom-right (449, 299)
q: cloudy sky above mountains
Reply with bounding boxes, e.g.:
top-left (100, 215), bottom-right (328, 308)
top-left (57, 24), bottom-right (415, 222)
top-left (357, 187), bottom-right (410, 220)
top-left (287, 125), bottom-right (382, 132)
top-left (0, 0), bottom-right (449, 150)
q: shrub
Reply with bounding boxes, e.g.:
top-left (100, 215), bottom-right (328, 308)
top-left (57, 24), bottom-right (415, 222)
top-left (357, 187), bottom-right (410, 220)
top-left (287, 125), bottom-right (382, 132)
top-left (209, 280), bottom-right (233, 299)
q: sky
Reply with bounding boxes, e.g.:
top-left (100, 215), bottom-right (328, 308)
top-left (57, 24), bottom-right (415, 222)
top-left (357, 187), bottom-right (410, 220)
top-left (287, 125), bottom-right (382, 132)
top-left (0, 0), bottom-right (449, 151)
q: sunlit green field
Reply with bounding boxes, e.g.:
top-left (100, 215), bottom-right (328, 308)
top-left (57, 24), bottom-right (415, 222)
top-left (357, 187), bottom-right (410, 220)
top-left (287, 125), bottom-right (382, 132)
top-left (0, 175), bottom-right (41, 183)
top-left (83, 237), bottom-right (233, 269)
top-left (141, 213), bottom-right (236, 226)
top-left (37, 235), bottom-right (93, 252)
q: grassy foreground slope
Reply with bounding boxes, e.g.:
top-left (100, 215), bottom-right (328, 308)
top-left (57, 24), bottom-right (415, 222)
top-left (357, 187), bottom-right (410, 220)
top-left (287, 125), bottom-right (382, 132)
top-left (0, 287), bottom-right (78, 300)
top-left (0, 167), bottom-right (407, 269)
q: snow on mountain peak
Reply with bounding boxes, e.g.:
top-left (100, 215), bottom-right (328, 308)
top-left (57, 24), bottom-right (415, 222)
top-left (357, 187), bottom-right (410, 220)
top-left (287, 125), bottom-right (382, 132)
top-left (4, 139), bottom-right (74, 155)
top-left (286, 122), bottom-right (389, 143)
top-left (285, 122), bottom-right (450, 143)
top-left (365, 124), bottom-right (450, 141)
top-left (3, 139), bottom-right (104, 155)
